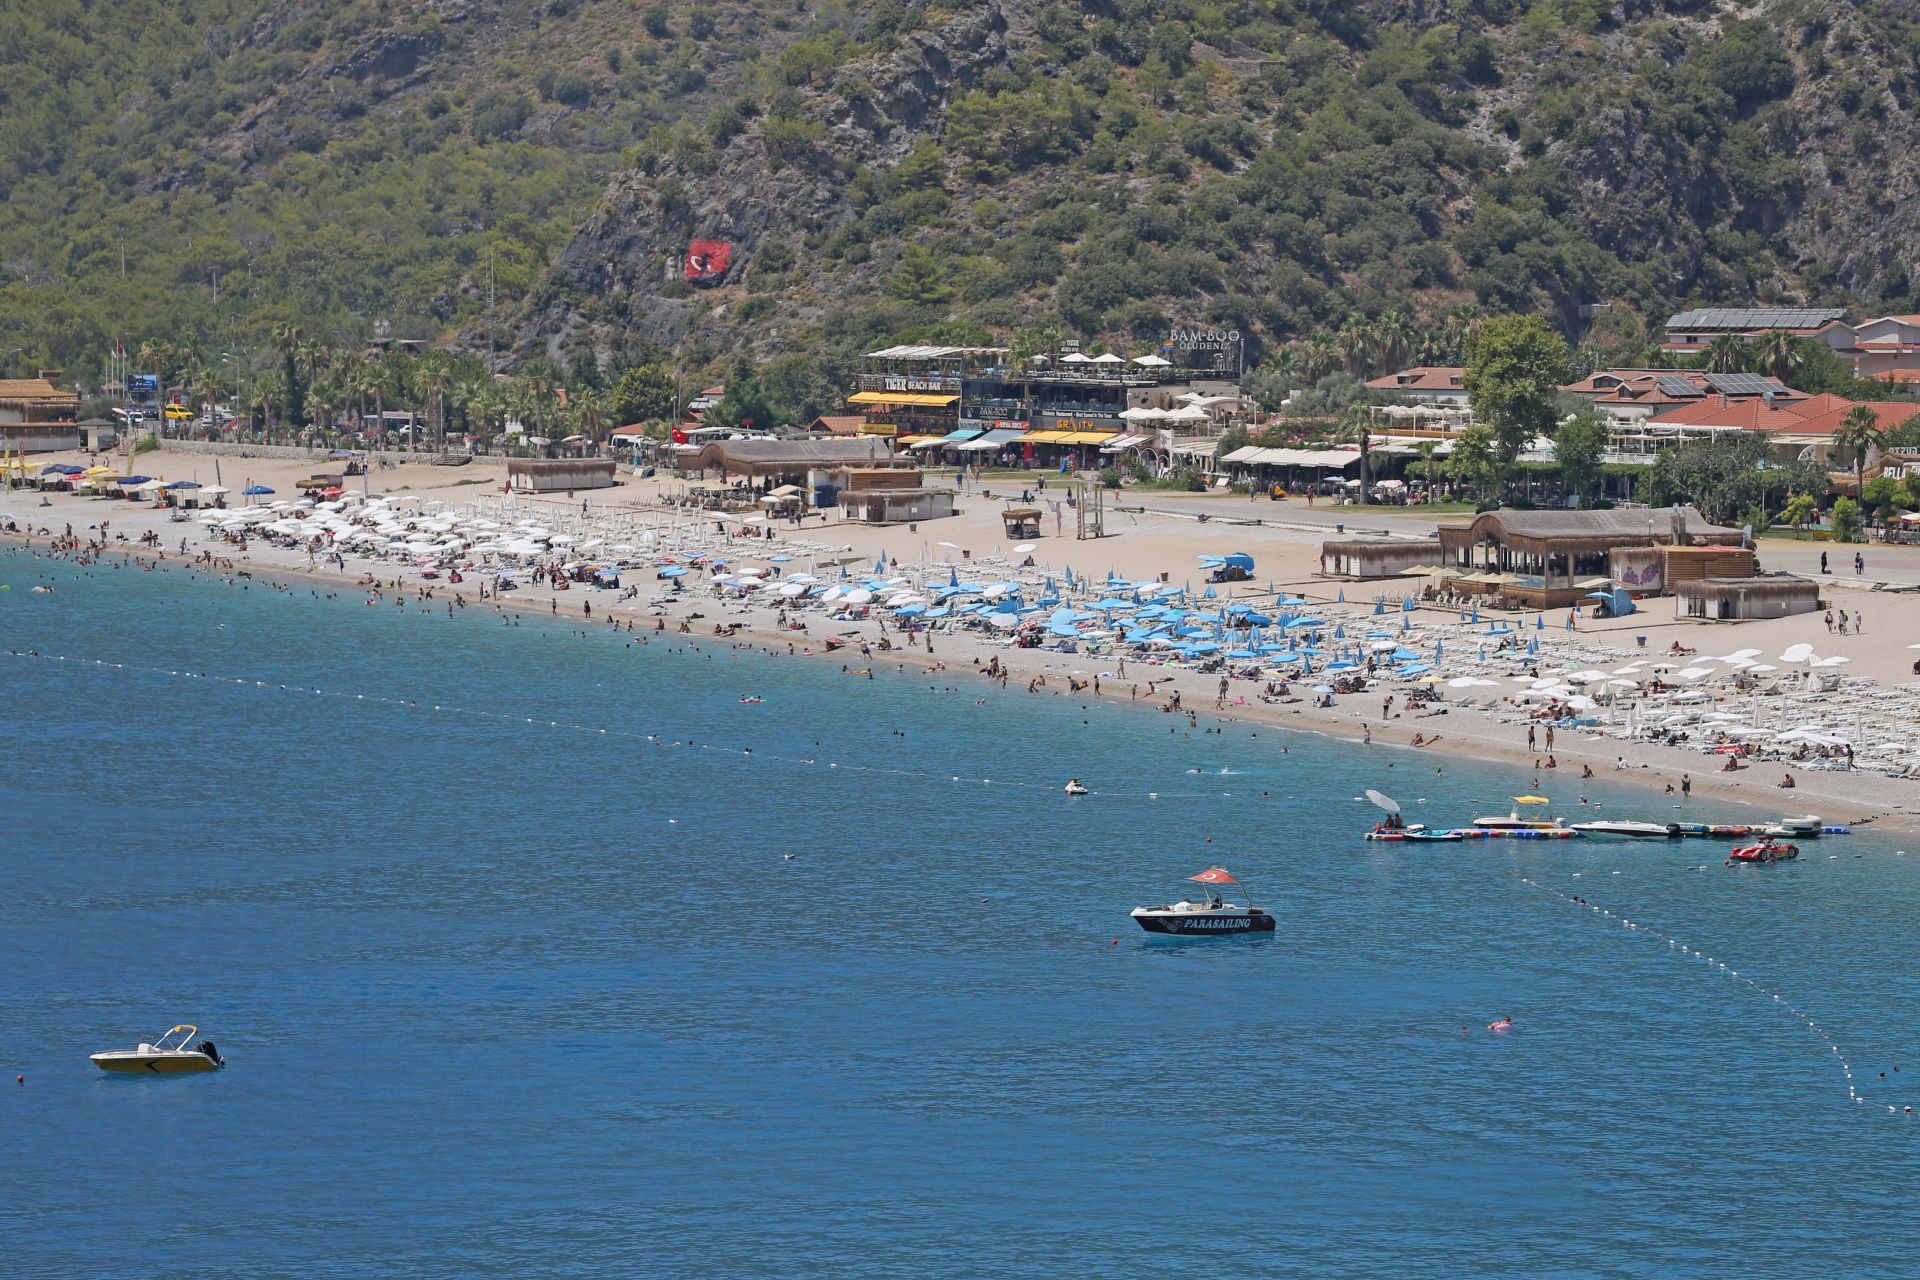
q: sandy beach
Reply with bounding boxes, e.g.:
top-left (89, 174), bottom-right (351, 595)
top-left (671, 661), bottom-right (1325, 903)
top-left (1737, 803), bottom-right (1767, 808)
top-left (10, 444), bottom-right (1920, 833)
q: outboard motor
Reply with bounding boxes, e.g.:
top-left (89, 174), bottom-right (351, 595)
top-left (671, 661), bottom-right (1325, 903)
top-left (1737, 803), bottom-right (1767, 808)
top-left (197, 1041), bottom-right (224, 1067)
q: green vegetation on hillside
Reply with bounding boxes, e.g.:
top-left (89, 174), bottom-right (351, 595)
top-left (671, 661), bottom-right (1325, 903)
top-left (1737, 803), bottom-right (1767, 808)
top-left (8, 0), bottom-right (1920, 395)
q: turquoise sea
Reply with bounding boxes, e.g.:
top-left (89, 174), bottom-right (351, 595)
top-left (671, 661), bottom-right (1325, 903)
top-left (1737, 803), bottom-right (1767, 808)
top-left (6, 549), bottom-right (1920, 1277)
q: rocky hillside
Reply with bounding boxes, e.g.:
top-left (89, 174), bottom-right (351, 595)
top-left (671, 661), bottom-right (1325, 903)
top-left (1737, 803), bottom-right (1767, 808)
top-left (6, 0), bottom-right (1920, 386)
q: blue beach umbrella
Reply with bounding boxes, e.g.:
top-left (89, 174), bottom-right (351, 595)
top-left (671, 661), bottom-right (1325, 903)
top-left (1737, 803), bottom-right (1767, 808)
top-left (1373, 599), bottom-right (1385, 615)
top-left (242, 484), bottom-right (274, 495)
top-left (1337, 588), bottom-right (1345, 603)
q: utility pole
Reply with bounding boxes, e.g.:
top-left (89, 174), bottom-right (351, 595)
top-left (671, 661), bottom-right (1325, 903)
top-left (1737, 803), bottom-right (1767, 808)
top-left (487, 242), bottom-right (496, 377)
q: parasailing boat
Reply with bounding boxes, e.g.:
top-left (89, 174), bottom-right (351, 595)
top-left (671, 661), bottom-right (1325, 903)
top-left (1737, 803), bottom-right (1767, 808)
top-left (90, 1025), bottom-right (224, 1074)
top-left (1130, 867), bottom-right (1275, 935)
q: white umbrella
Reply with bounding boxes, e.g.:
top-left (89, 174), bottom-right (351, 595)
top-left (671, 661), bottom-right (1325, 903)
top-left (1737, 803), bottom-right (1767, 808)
top-left (844, 588), bottom-right (874, 605)
top-left (1810, 655), bottom-right (1852, 668)
top-left (1060, 353), bottom-right (1093, 364)
top-left (1564, 695), bottom-right (1597, 710)
top-left (778, 583), bottom-right (808, 597)
top-left (1675, 667), bottom-right (1715, 680)
top-left (1132, 354), bottom-right (1172, 367)
top-left (1091, 353), bottom-right (1124, 364)
top-left (1012, 543), bottom-right (1036, 554)
top-left (1746, 664), bottom-right (1778, 674)
top-left (1780, 643), bottom-right (1817, 663)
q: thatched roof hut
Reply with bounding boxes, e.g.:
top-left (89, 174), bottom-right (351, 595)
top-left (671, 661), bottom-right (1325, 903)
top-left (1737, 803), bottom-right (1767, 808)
top-left (1675, 575), bottom-right (1818, 620)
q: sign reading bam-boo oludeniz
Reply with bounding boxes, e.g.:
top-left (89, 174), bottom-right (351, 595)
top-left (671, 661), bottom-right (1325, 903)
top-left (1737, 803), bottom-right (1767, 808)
top-left (1163, 327), bottom-right (1241, 372)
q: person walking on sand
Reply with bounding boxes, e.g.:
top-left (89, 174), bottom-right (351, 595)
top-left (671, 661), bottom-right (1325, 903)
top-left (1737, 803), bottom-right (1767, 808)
top-left (1856, 551), bottom-right (1864, 576)
top-left (1527, 724), bottom-right (1537, 751)
top-left (1825, 609), bottom-right (1833, 633)
top-left (1681, 773), bottom-right (1691, 801)
top-left (1545, 725), bottom-right (1555, 751)
top-left (1854, 609), bottom-right (1862, 634)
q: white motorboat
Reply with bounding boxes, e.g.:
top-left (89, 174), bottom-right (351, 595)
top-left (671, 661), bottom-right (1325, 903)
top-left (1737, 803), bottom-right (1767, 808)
top-left (1130, 866), bottom-right (1275, 936)
top-left (1473, 797), bottom-right (1565, 831)
top-left (90, 1025), bottom-right (224, 1074)
top-left (1570, 820), bottom-right (1681, 839)
top-left (1064, 778), bottom-right (1089, 796)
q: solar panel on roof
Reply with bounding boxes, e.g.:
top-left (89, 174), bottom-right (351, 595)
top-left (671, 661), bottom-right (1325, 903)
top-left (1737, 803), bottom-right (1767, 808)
top-left (1656, 375), bottom-right (1701, 397)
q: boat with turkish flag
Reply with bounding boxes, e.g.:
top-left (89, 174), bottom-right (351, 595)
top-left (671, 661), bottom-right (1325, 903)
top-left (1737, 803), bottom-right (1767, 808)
top-left (1129, 866), bottom-right (1275, 936)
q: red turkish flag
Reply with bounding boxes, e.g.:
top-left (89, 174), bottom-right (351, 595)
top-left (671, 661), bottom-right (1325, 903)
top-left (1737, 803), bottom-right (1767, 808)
top-left (670, 427), bottom-right (688, 445)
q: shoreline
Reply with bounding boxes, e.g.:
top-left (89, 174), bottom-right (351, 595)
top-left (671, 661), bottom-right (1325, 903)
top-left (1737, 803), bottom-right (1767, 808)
top-left (8, 523), bottom-right (1915, 835)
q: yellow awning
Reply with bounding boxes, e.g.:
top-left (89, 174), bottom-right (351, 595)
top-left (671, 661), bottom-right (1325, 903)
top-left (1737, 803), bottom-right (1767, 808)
top-left (846, 391), bottom-right (959, 407)
top-left (1019, 431), bottom-right (1074, 444)
top-left (896, 434), bottom-right (939, 445)
top-left (858, 423), bottom-right (899, 437)
top-left (1060, 431), bottom-right (1120, 444)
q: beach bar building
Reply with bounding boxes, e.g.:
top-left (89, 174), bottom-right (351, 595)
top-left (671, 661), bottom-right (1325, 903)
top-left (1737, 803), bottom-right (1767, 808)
top-left (680, 438), bottom-right (906, 484)
top-left (837, 487), bottom-right (958, 524)
top-left (1676, 575), bottom-right (1819, 620)
top-left (1319, 537), bottom-right (1443, 579)
top-left (508, 458), bottom-right (617, 492)
top-left (1436, 505), bottom-right (1739, 607)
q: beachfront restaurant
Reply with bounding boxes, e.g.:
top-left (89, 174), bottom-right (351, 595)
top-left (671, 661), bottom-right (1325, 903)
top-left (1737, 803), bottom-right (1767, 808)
top-left (1436, 505), bottom-right (1739, 608)
top-left (1675, 575), bottom-right (1819, 620)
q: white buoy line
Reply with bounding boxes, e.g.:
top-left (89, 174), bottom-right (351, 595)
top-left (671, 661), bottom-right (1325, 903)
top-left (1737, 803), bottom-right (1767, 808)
top-left (1519, 875), bottom-right (1909, 1118)
top-left (1, 650), bottom-right (1254, 803)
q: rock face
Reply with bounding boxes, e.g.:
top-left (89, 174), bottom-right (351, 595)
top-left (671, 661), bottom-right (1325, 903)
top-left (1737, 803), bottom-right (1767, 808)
top-left (517, 4), bottom-right (1012, 359)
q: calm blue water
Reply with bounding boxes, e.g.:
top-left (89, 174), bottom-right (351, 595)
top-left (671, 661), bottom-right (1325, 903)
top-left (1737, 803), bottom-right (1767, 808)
top-left (7, 549), bottom-right (1920, 1277)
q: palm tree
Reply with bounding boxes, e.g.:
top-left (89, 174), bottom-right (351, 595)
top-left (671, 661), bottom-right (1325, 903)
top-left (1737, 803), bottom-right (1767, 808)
top-left (251, 368), bottom-right (288, 431)
top-left (270, 323), bottom-right (305, 426)
top-left (1374, 310), bottom-right (1414, 372)
top-left (411, 352), bottom-right (455, 453)
top-left (1298, 334), bottom-right (1340, 383)
top-left (1334, 403), bottom-right (1373, 499)
top-left (1834, 404), bottom-right (1886, 499)
top-left (570, 387), bottom-right (613, 447)
top-left (1335, 316), bottom-right (1372, 375)
top-left (1755, 330), bottom-right (1799, 384)
top-left (1702, 334), bottom-right (1749, 374)
top-left (1417, 440), bottom-right (1440, 496)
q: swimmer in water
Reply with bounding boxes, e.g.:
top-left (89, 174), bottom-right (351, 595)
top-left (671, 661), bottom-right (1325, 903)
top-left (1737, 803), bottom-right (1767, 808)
top-left (1488, 1017), bottom-right (1513, 1034)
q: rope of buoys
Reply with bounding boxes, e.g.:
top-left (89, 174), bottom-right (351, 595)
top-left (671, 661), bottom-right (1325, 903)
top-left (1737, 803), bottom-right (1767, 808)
top-left (1519, 875), bottom-right (1906, 1117)
top-left (0, 650), bottom-right (1258, 802)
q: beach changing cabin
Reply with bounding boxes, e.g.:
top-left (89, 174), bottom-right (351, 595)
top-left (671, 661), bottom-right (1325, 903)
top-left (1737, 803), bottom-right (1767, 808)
top-left (1676, 575), bottom-right (1819, 620)
top-left (508, 459), bottom-right (617, 492)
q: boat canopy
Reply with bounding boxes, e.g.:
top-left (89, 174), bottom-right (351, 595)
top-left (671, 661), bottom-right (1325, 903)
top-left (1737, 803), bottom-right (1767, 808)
top-left (1513, 795), bottom-right (1551, 804)
top-left (1189, 867), bottom-right (1237, 884)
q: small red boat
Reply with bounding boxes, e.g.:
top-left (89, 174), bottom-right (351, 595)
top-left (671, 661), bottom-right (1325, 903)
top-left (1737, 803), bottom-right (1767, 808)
top-left (1726, 840), bottom-right (1799, 866)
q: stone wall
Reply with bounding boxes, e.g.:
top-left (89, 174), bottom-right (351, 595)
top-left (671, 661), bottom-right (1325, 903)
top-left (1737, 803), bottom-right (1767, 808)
top-left (155, 439), bottom-right (507, 468)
